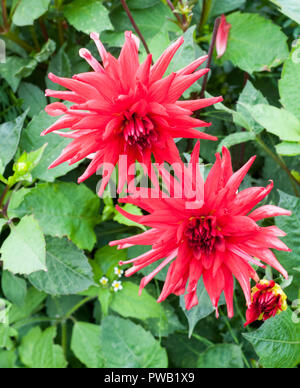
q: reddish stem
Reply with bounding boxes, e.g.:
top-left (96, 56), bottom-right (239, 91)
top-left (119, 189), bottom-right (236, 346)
top-left (120, 0), bottom-right (152, 58)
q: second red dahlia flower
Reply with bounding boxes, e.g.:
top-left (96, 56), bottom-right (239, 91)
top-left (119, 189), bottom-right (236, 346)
top-left (42, 31), bottom-right (222, 194)
top-left (110, 142), bottom-right (291, 317)
top-left (244, 280), bottom-right (287, 326)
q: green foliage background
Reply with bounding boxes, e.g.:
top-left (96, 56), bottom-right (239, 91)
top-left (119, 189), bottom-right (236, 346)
top-left (0, 0), bottom-right (300, 368)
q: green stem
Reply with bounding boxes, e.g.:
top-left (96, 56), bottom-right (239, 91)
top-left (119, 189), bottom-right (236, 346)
top-left (13, 317), bottom-right (58, 330)
top-left (256, 135), bottom-right (300, 197)
top-left (220, 311), bottom-right (251, 369)
top-left (197, 0), bottom-right (213, 35)
top-left (1, 0), bottom-right (8, 29)
top-left (2, 30), bottom-right (34, 53)
top-left (63, 296), bottom-right (95, 321)
top-left (61, 322), bottom-right (67, 357)
top-left (30, 26), bottom-right (40, 51)
top-left (178, 330), bottom-right (213, 347)
top-left (0, 185), bottom-right (9, 210)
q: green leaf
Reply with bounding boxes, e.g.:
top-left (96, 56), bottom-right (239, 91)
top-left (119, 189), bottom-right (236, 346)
top-left (209, 0), bottom-right (246, 17)
top-left (14, 182), bottom-right (100, 250)
top-left (197, 344), bottom-right (244, 368)
top-left (269, 0), bottom-right (300, 25)
top-left (20, 110), bottom-right (80, 182)
top-left (279, 39), bottom-right (300, 122)
top-left (275, 191), bottom-right (300, 277)
top-left (0, 324), bottom-right (18, 350)
top-left (114, 203), bottom-right (146, 230)
top-left (221, 12), bottom-right (289, 74)
top-left (7, 144), bottom-right (47, 187)
top-left (9, 287), bottom-right (46, 324)
top-left (0, 215), bottom-right (47, 275)
top-left (0, 111), bottom-right (27, 173)
top-left (33, 39), bottom-right (56, 63)
top-left (18, 82), bottom-right (47, 118)
top-left (236, 81), bottom-right (268, 133)
top-left (97, 287), bottom-right (112, 316)
top-left (64, 0), bottom-right (113, 35)
top-left (243, 309), bottom-right (300, 368)
top-left (0, 349), bottom-right (17, 368)
top-left (19, 326), bottom-right (67, 368)
top-left (276, 142), bottom-right (300, 156)
top-left (93, 245), bottom-right (127, 280)
top-left (217, 132), bottom-right (256, 152)
top-left (29, 237), bottom-right (94, 295)
top-left (241, 103), bottom-right (300, 141)
top-left (0, 57), bottom-right (33, 91)
top-left (146, 302), bottom-right (184, 338)
top-left (12, 0), bottom-right (51, 26)
top-left (101, 316), bottom-right (168, 367)
top-left (1, 271), bottom-right (27, 306)
top-left (180, 279), bottom-right (224, 337)
top-left (110, 281), bottom-right (165, 321)
top-left (71, 322), bottom-right (104, 368)
top-left (46, 295), bottom-right (83, 318)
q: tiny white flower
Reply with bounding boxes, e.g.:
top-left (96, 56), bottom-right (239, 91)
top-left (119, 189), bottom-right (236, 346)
top-left (114, 266), bottom-right (124, 278)
top-left (112, 280), bottom-right (123, 292)
top-left (100, 276), bottom-right (109, 286)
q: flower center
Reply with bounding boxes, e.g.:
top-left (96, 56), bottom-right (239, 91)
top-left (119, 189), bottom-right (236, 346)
top-left (123, 115), bottom-right (157, 152)
top-left (256, 292), bottom-right (281, 316)
top-left (185, 216), bottom-right (221, 255)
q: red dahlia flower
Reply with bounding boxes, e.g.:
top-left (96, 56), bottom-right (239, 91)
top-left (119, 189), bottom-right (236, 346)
top-left (244, 280), bottom-right (287, 326)
top-left (110, 142), bottom-right (291, 317)
top-left (42, 31), bottom-right (222, 194)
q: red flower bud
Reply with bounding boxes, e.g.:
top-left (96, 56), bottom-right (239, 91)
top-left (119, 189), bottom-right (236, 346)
top-left (244, 280), bottom-right (287, 326)
top-left (216, 14), bottom-right (231, 59)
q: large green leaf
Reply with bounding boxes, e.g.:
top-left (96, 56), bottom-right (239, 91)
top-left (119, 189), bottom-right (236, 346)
top-left (243, 309), bottom-right (300, 368)
top-left (19, 326), bottom-right (67, 368)
top-left (20, 110), bottom-right (79, 182)
top-left (269, 0), bottom-right (300, 25)
top-left (0, 111), bottom-right (27, 173)
top-left (71, 322), bottom-right (104, 368)
top-left (29, 237), bottom-right (94, 295)
top-left (12, 0), bottom-right (51, 26)
top-left (0, 57), bottom-right (33, 91)
top-left (275, 191), bottom-right (300, 276)
top-left (110, 281), bottom-right (165, 321)
top-left (241, 103), bottom-right (300, 141)
top-left (197, 344), bottom-right (244, 368)
top-left (0, 215), bottom-right (47, 275)
top-left (14, 182), bottom-right (100, 250)
top-left (236, 81), bottom-right (268, 133)
top-left (221, 12), bottom-right (289, 74)
top-left (217, 132), bottom-right (256, 152)
top-left (18, 82), bottom-right (47, 119)
top-left (279, 39), bottom-right (300, 122)
top-left (1, 271), bottom-right (27, 306)
top-left (209, 0), bottom-right (246, 17)
top-left (101, 316), bottom-right (168, 367)
top-left (276, 142), bottom-right (300, 156)
top-left (64, 0), bottom-right (113, 35)
top-left (9, 287), bottom-right (46, 325)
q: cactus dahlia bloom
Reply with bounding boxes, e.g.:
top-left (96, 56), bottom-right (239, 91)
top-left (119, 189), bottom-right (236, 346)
top-left (110, 142), bottom-right (291, 317)
top-left (42, 31), bottom-right (222, 194)
top-left (244, 280), bottom-right (288, 326)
